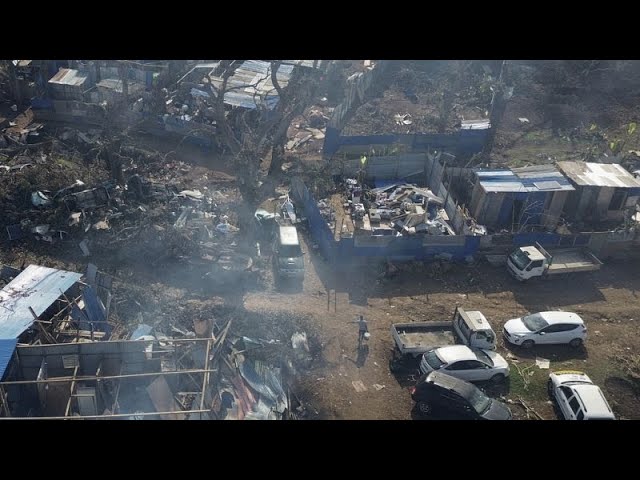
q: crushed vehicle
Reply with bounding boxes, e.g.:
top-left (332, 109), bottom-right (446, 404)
top-left (507, 242), bottom-right (603, 282)
top-left (411, 371), bottom-right (512, 420)
top-left (63, 184), bottom-right (112, 211)
top-left (389, 307), bottom-right (497, 373)
top-left (503, 311), bottom-right (587, 349)
top-left (548, 370), bottom-right (615, 420)
top-left (418, 345), bottom-right (509, 383)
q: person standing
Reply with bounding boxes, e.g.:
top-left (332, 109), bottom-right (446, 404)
top-left (350, 315), bottom-right (369, 348)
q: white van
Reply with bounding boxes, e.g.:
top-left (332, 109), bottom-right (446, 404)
top-left (452, 308), bottom-right (496, 351)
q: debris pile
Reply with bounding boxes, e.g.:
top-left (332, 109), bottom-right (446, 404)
top-left (341, 179), bottom-right (456, 236)
top-left (3, 150), bottom-right (248, 277)
top-left (316, 198), bottom-right (336, 228)
top-left (286, 107), bottom-right (331, 152)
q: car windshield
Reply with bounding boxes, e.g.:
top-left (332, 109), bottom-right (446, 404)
top-left (522, 313), bottom-right (549, 331)
top-left (467, 388), bottom-right (492, 414)
top-left (473, 349), bottom-right (493, 367)
top-left (425, 351), bottom-right (445, 369)
top-left (280, 245), bottom-right (302, 257)
top-left (509, 249), bottom-right (530, 270)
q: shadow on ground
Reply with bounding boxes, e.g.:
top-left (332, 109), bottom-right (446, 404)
top-left (303, 240), bottom-right (632, 309)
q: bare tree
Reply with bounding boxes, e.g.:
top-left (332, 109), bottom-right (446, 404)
top-left (206, 60), bottom-right (322, 207)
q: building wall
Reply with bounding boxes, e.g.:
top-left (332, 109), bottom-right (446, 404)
top-left (543, 190), bottom-right (569, 230)
top-left (575, 186), bottom-right (599, 221)
top-left (476, 192), bottom-right (505, 227)
top-left (470, 182), bottom-right (483, 219)
top-left (596, 187), bottom-right (615, 221)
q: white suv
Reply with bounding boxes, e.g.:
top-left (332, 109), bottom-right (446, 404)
top-left (548, 371), bottom-right (615, 420)
top-left (503, 311), bottom-right (586, 349)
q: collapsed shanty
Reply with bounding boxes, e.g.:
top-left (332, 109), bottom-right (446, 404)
top-left (0, 319), bottom-right (307, 419)
top-left (0, 264), bottom-right (111, 343)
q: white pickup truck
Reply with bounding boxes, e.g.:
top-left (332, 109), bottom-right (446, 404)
top-left (390, 307), bottom-right (497, 372)
top-left (507, 242), bottom-right (603, 282)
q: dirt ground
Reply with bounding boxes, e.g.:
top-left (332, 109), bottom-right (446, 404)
top-left (249, 235), bottom-right (640, 420)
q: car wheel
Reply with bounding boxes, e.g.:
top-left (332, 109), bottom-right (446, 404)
top-left (521, 340), bottom-right (534, 349)
top-left (417, 401), bottom-right (432, 415)
top-left (490, 373), bottom-right (506, 384)
top-left (569, 338), bottom-right (583, 348)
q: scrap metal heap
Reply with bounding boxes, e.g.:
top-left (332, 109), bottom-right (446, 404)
top-left (337, 178), bottom-right (455, 237)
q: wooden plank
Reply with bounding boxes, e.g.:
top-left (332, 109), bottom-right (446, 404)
top-left (64, 366), bottom-right (79, 417)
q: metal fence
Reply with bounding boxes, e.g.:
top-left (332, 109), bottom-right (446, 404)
top-left (290, 178), bottom-right (335, 260)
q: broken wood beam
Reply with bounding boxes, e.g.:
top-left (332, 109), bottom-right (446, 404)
top-left (64, 366), bottom-right (79, 417)
top-left (29, 307), bottom-right (57, 344)
top-left (0, 409), bottom-right (212, 420)
top-left (199, 332), bottom-right (214, 411)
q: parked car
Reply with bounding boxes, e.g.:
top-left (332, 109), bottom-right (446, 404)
top-left (410, 371), bottom-right (512, 420)
top-left (548, 370), bottom-right (615, 420)
top-left (273, 225), bottom-right (305, 282)
top-left (503, 311), bottom-right (586, 349)
top-left (419, 345), bottom-right (509, 383)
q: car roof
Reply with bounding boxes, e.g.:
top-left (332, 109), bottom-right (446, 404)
top-left (426, 371), bottom-right (478, 397)
top-left (536, 311), bottom-right (584, 325)
top-left (458, 309), bottom-right (491, 331)
top-left (278, 226), bottom-right (299, 245)
top-left (435, 345), bottom-right (475, 363)
top-left (571, 384), bottom-right (614, 417)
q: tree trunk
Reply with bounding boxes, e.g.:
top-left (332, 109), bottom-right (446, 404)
top-left (268, 139), bottom-right (286, 176)
top-left (482, 61), bottom-right (509, 159)
top-left (7, 61), bottom-right (22, 105)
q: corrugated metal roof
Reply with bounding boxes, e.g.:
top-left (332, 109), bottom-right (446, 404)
top-left (281, 60), bottom-right (322, 69)
top-left (0, 265), bottom-right (82, 339)
top-left (0, 338), bottom-right (17, 380)
top-left (96, 78), bottom-right (144, 93)
top-left (556, 161), bottom-right (640, 188)
top-left (477, 165), bottom-right (574, 193)
top-left (48, 68), bottom-right (89, 87)
top-left (208, 60), bottom-right (293, 110)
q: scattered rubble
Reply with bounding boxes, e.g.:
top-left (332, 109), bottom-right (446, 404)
top-left (337, 179), bottom-right (455, 237)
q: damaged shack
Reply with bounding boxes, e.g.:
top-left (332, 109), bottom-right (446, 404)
top-left (556, 161), bottom-right (640, 224)
top-left (0, 320), bottom-right (300, 420)
top-left (469, 165), bottom-right (575, 232)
